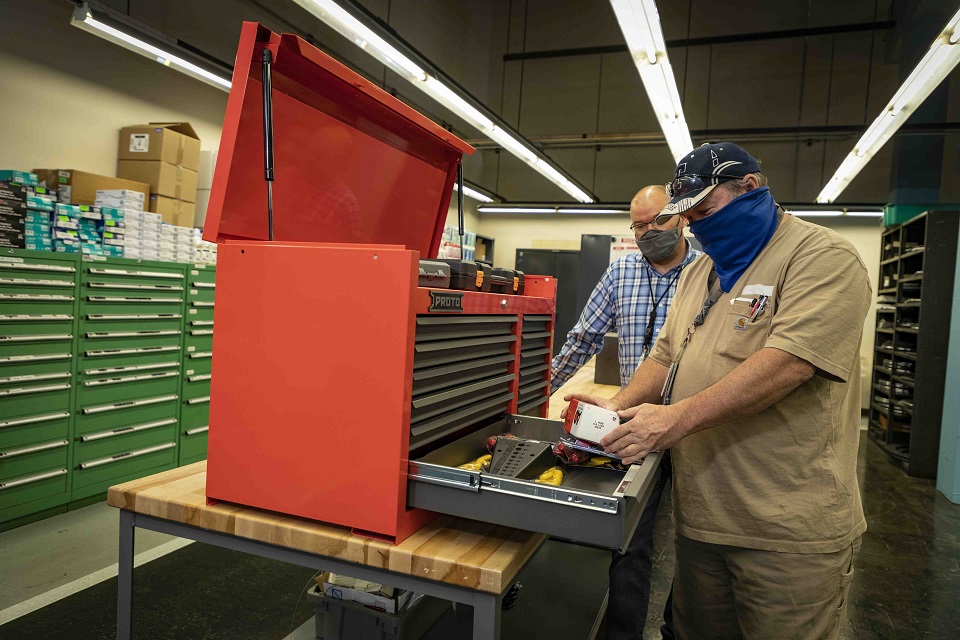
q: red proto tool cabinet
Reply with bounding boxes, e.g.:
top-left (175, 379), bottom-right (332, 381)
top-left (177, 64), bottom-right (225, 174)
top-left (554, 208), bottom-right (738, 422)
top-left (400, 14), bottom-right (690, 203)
top-left (202, 23), bottom-right (558, 543)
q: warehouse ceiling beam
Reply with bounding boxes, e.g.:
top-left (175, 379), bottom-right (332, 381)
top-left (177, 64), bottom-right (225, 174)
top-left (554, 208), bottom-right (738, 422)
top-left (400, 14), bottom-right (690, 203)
top-left (288, 0), bottom-right (596, 203)
top-left (503, 20), bottom-right (897, 62)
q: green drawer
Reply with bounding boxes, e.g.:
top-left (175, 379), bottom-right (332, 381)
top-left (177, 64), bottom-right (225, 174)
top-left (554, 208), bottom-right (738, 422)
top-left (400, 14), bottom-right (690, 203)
top-left (0, 276), bottom-right (76, 298)
top-left (81, 296), bottom-right (184, 317)
top-left (0, 293), bottom-right (76, 315)
top-left (79, 344), bottom-right (182, 370)
top-left (187, 264), bottom-right (216, 283)
top-left (184, 332), bottom-right (212, 353)
top-left (181, 373), bottom-right (210, 399)
top-left (0, 314), bottom-right (75, 336)
top-left (84, 280), bottom-right (184, 295)
top-left (79, 329), bottom-right (182, 352)
top-left (75, 393), bottom-right (178, 435)
top-left (1, 439), bottom-right (69, 482)
top-left (0, 352), bottom-right (73, 378)
top-left (0, 331), bottom-right (75, 359)
top-left (183, 350), bottom-right (212, 376)
top-left (71, 441), bottom-right (177, 500)
top-left (186, 307), bottom-right (214, 324)
top-left (179, 425), bottom-right (208, 463)
top-left (75, 421), bottom-right (177, 462)
top-left (0, 411), bottom-right (70, 450)
top-left (82, 313), bottom-right (183, 334)
top-left (0, 467), bottom-right (69, 513)
top-left (186, 282), bottom-right (215, 305)
top-left (180, 396), bottom-right (210, 428)
top-left (81, 261), bottom-right (185, 288)
top-left (80, 359), bottom-right (182, 378)
top-left (0, 382), bottom-right (71, 420)
top-left (0, 256), bottom-right (77, 282)
top-left (77, 370), bottom-right (181, 406)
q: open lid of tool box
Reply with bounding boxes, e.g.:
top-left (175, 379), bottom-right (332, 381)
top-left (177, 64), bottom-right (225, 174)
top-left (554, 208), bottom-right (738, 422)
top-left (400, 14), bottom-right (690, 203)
top-left (204, 22), bottom-right (474, 258)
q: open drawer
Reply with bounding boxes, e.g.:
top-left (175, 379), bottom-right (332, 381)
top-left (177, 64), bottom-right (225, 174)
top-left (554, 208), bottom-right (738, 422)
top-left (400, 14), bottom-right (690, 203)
top-left (407, 414), bottom-right (661, 551)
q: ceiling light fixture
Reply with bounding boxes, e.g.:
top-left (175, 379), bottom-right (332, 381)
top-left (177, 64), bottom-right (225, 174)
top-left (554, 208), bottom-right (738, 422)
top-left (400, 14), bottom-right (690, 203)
top-left (477, 205), bottom-right (629, 214)
top-left (845, 211), bottom-right (885, 217)
top-left (609, 0), bottom-right (693, 162)
top-left (291, 0), bottom-right (595, 203)
top-left (787, 210), bottom-right (844, 217)
top-left (817, 7), bottom-right (960, 203)
top-left (70, 3), bottom-right (232, 91)
top-left (453, 183), bottom-right (495, 203)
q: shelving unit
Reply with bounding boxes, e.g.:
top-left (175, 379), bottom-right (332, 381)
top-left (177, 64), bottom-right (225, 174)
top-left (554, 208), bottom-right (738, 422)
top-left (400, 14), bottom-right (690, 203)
top-left (868, 210), bottom-right (959, 478)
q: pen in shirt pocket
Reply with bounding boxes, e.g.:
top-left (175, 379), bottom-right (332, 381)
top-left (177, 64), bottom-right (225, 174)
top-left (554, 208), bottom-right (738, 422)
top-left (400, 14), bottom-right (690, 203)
top-left (750, 296), bottom-right (768, 322)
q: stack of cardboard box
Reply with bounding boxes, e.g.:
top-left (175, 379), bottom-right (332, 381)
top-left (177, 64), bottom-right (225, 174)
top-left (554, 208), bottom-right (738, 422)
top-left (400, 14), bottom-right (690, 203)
top-left (0, 170), bottom-right (60, 251)
top-left (34, 169), bottom-right (149, 207)
top-left (160, 223), bottom-right (194, 263)
top-left (51, 203), bottom-right (106, 255)
top-left (192, 228), bottom-right (218, 264)
top-left (116, 123), bottom-right (200, 228)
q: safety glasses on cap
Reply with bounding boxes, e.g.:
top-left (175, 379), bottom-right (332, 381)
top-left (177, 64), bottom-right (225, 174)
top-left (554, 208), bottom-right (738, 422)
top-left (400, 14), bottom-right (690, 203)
top-left (665, 173), bottom-right (742, 199)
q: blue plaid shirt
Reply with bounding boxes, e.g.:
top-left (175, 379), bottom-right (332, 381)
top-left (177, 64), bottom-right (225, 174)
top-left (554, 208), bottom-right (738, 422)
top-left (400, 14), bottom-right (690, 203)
top-left (551, 242), bottom-right (702, 392)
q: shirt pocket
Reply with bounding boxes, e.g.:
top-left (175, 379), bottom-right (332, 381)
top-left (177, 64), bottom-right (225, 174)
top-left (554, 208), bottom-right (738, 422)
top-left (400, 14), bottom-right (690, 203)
top-left (713, 301), bottom-right (773, 362)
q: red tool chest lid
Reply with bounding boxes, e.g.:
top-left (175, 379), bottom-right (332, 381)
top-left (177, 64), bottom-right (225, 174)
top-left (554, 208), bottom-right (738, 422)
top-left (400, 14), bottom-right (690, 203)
top-left (204, 22), bottom-right (474, 258)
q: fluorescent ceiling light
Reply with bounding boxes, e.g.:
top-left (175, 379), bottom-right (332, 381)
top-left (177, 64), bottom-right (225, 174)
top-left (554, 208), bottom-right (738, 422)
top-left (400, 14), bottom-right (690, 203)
top-left (609, 0), bottom-right (693, 162)
top-left (293, 0), bottom-right (594, 203)
top-left (558, 208), bottom-right (628, 214)
top-left (71, 4), bottom-right (231, 91)
top-left (478, 207), bottom-right (556, 214)
top-left (477, 206), bottom-right (628, 214)
top-left (846, 211), bottom-right (884, 217)
top-left (453, 183), bottom-right (494, 203)
top-left (788, 210), bottom-right (843, 217)
top-left (817, 7), bottom-right (960, 203)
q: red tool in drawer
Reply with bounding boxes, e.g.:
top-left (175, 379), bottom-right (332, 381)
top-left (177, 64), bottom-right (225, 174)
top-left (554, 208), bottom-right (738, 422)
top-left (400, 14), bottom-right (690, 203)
top-left (203, 23), bottom-right (557, 544)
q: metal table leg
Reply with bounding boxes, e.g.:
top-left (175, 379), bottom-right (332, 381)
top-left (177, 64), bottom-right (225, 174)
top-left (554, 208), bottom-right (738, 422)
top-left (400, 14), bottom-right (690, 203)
top-left (117, 510), bottom-right (135, 640)
top-left (471, 591), bottom-right (502, 640)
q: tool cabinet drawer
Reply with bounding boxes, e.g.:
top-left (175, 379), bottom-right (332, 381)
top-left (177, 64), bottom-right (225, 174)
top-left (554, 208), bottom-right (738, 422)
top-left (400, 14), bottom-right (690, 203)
top-left (407, 415), bottom-right (661, 551)
top-left (187, 265), bottom-right (216, 284)
top-left (184, 331), bottom-right (213, 353)
top-left (0, 439), bottom-right (69, 483)
top-left (179, 424), bottom-right (209, 463)
top-left (180, 396), bottom-right (210, 427)
top-left (82, 313), bottom-right (183, 333)
top-left (77, 370), bottom-right (181, 406)
top-left (181, 374), bottom-right (211, 401)
top-left (0, 352), bottom-right (73, 378)
top-left (0, 276), bottom-right (76, 298)
top-left (79, 345), bottom-right (182, 370)
top-left (183, 350), bottom-right (212, 376)
top-left (0, 253), bottom-right (78, 275)
top-left (81, 296), bottom-right (184, 317)
top-left (186, 307), bottom-right (214, 324)
top-left (75, 394), bottom-right (178, 435)
top-left (0, 412), bottom-right (70, 451)
top-left (79, 329), bottom-right (182, 352)
top-left (186, 282), bottom-right (215, 305)
top-left (0, 380), bottom-right (71, 418)
top-left (75, 421), bottom-right (177, 462)
top-left (81, 262), bottom-right (185, 287)
top-left (72, 441), bottom-right (176, 499)
top-left (0, 467), bottom-right (68, 512)
top-left (0, 293), bottom-right (76, 315)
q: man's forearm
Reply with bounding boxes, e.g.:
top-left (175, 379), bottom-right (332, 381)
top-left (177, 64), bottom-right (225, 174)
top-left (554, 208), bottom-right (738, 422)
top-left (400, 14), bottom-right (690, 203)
top-left (672, 347), bottom-right (815, 438)
top-left (611, 357), bottom-right (670, 409)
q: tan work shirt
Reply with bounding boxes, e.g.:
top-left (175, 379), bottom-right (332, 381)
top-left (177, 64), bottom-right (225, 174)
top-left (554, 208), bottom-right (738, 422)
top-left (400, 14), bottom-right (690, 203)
top-left (649, 214), bottom-right (871, 553)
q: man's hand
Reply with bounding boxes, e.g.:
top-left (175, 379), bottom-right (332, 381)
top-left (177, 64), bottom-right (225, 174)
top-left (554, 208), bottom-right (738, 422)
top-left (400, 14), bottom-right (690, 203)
top-left (559, 393), bottom-right (621, 419)
top-left (600, 404), bottom-right (685, 465)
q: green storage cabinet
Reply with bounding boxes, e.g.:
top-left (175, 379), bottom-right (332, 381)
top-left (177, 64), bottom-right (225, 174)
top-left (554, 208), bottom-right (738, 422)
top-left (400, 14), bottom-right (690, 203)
top-left (0, 250), bottom-right (79, 528)
top-left (72, 257), bottom-right (186, 500)
top-left (180, 264), bottom-right (215, 465)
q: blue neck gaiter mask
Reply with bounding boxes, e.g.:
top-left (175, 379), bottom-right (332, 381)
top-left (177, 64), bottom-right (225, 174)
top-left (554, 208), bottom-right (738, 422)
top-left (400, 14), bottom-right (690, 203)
top-left (689, 186), bottom-right (778, 292)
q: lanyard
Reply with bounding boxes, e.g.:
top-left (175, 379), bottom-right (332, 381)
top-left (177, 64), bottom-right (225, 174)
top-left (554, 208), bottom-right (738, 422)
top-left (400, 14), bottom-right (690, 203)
top-left (661, 267), bottom-right (721, 406)
top-left (641, 264), bottom-right (685, 358)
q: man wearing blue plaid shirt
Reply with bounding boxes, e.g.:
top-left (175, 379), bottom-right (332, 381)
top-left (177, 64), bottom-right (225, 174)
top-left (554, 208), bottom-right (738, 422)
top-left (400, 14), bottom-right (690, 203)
top-left (551, 185), bottom-right (700, 640)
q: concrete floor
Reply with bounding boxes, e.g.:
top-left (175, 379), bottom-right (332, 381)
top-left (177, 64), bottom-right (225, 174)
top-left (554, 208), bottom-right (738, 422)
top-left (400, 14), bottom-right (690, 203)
top-left (1, 429), bottom-right (959, 639)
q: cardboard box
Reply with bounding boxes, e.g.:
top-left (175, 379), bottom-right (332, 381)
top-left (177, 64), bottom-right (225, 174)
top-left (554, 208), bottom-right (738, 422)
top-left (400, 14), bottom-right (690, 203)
top-left (117, 123), bottom-right (201, 171)
top-left (563, 400), bottom-right (622, 445)
top-left (102, 245), bottom-right (125, 257)
top-left (34, 170), bottom-right (150, 207)
top-left (117, 160), bottom-right (198, 202)
top-left (0, 215), bottom-right (25, 235)
top-left (96, 189), bottom-right (144, 204)
top-left (0, 170), bottom-right (38, 186)
top-left (148, 195), bottom-right (195, 228)
top-left (316, 573), bottom-right (413, 614)
top-left (0, 200), bottom-right (25, 217)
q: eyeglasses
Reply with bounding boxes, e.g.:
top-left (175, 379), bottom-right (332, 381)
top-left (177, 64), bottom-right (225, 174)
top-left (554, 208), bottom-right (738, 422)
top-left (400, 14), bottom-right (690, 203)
top-left (630, 218), bottom-right (677, 233)
top-left (665, 173), bottom-right (742, 199)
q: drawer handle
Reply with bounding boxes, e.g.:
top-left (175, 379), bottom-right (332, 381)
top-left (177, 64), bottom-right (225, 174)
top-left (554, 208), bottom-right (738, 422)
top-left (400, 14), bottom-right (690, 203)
top-left (83, 361), bottom-right (180, 376)
top-left (87, 283), bottom-right (184, 292)
top-left (0, 277), bottom-right (73, 287)
top-left (78, 442), bottom-right (176, 469)
top-left (0, 294), bottom-right (74, 301)
top-left (86, 296), bottom-right (183, 304)
top-left (0, 262), bottom-right (75, 273)
top-left (186, 396), bottom-right (210, 405)
top-left (190, 320), bottom-right (214, 327)
top-left (0, 383), bottom-right (71, 397)
top-left (0, 439), bottom-right (68, 458)
top-left (0, 411), bottom-right (70, 429)
top-left (0, 468), bottom-right (68, 490)
top-left (82, 371), bottom-right (178, 387)
top-left (191, 282), bottom-right (215, 289)
top-left (185, 426), bottom-right (209, 436)
top-left (85, 346), bottom-right (179, 357)
top-left (82, 394), bottom-right (178, 415)
top-left (86, 314), bottom-right (182, 321)
top-left (0, 372), bottom-right (71, 385)
top-left (190, 330), bottom-right (213, 336)
top-left (80, 418), bottom-right (177, 442)
top-left (0, 353), bottom-right (71, 364)
top-left (187, 374), bottom-right (211, 383)
top-left (0, 314), bottom-right (74, 322)
top-left (191, 301), bottom-right (214, 308)
top-left (188, 351), bottom-right (212, 359)
top-left (0, 333), bottom-right (73, 343)
top-left (87, 268), bottom-right (182, 280)
top-left (85, 330), bottom-right (181, 338)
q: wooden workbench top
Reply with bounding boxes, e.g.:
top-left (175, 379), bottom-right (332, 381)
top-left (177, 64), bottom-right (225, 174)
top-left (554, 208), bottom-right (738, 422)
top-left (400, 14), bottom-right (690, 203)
top-left (107, 462), bottom-right (545, 594)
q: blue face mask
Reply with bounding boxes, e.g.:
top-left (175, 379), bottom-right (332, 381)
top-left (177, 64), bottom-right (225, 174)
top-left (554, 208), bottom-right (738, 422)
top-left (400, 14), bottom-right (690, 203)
top-left (688, 186), bottom-right (778, 292)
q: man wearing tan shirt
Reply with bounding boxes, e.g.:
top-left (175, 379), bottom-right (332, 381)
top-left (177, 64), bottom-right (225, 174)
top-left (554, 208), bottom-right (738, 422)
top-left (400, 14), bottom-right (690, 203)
top-left (565, 142), bottom-right (871, 639)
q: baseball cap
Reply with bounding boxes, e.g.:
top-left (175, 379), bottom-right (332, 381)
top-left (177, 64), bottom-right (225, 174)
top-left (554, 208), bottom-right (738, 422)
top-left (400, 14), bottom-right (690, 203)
top-left (657, 142), bottom-right (762, 219)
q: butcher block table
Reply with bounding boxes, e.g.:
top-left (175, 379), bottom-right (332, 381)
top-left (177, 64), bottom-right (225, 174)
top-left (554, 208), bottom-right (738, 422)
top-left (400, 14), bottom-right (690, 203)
top-left (108, 462), bottom-right (546, 640)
